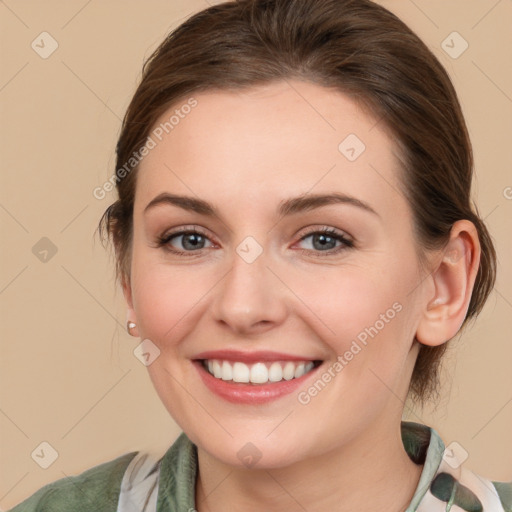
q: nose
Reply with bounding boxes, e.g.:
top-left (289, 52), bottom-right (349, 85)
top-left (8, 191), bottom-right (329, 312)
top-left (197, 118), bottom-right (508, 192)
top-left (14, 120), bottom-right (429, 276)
top-left (210, 248), bottom-right (289, 336)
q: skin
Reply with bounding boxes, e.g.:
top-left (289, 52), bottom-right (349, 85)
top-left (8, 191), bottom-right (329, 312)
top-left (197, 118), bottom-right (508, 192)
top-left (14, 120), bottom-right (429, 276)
top-left (123, 80), bottom-right (480, 511)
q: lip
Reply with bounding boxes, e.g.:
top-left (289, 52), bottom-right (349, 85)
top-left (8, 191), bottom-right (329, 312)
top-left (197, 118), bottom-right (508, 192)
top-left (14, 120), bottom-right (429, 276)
top-left (193, 349), bottom-right (319, 363)
top-left (192, 353), bottom-right (322, 404)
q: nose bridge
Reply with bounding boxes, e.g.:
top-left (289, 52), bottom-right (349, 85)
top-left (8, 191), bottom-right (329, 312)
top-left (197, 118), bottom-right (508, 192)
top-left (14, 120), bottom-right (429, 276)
top-left (211, 241), bottom-right (287, 333)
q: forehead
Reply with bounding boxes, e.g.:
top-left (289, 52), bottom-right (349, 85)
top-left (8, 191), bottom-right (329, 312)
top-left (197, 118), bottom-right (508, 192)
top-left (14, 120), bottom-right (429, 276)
top-left (135, 80), bottom-right (406, 218)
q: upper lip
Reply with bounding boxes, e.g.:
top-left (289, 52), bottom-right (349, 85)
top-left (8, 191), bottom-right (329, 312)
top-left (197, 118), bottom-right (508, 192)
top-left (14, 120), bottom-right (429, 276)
top-left (193, 350), bottom-right (321, 364)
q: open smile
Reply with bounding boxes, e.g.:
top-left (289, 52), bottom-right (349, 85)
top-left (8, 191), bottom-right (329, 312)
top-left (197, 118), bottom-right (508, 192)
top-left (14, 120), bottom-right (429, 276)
top-left (192, 350), bottom-right (323, 404)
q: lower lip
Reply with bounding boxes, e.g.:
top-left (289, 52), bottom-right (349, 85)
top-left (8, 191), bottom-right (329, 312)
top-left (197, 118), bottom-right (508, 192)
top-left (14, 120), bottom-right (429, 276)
top-left (194, 361), bottom-right (320, 404)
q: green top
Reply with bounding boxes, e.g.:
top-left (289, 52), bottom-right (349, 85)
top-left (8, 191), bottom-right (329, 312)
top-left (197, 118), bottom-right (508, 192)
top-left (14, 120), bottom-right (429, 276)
top-left (8, 422), bottom-right (512, 511)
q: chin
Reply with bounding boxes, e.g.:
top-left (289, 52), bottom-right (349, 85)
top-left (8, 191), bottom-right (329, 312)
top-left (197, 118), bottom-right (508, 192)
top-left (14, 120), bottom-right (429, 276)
top-left (190, 428), bottom-right (315, 470)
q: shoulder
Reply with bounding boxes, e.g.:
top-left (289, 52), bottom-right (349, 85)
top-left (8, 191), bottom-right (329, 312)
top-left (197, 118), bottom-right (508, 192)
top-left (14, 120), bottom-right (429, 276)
top-left (491, 481), bottom-right (512, 512)
top-left (402, 422), bottom-right (511, 512)
top-left (426, 470), bottom-right (512, 512)
top-left (421, 438), bottom-right (512, 512)
top-left (8, 451), bottom-right (139, 512)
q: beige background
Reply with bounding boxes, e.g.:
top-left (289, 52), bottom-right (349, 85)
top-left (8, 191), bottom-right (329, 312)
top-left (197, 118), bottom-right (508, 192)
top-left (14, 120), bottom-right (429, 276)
top-left (1, 0), bottom-right (511, 508)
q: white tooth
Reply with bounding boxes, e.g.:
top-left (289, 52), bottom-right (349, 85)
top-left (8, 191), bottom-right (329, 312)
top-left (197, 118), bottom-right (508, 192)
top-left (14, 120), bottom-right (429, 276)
top-left (212, 360), bottom-right (222, 378)
top-left (294, 363), bottom-right (305, 378)
top-left (283, 362), bottom-right (295, 380)
top-left (305, 362), bottom-right (314, 373)
top-left (268, 362), bottom-right (283, 382)
top-left (250, 363), bottom-right (269, 384)
top-left (207, 360), bottom-right (214, 374)
top-left (221, 361), bottom-right (233, 381)
top-left (232, 362), bottom-right (250, 383)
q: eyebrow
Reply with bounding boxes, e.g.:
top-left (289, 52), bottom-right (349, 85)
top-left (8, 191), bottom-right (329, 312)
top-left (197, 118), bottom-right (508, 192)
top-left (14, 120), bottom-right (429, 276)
top-left (143, 192), bottom-right (379, 218)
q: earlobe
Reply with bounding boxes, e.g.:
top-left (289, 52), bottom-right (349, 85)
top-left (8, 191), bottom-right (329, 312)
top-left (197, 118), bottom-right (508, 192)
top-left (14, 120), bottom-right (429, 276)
top-left (126, 314), bottom-right (139, 337)
top-left (415, 220), bottom-right (481, 347)
top-left (122, 275), bottom-right (140, 337)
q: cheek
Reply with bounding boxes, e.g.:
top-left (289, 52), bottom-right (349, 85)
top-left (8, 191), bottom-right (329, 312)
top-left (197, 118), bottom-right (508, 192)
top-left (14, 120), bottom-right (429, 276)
top-left (294, 260), bottom-right (420, 399)
top-left (297, 267), bottom-right (407, 349)
top-left (130, 256), bottom-right (209, 350)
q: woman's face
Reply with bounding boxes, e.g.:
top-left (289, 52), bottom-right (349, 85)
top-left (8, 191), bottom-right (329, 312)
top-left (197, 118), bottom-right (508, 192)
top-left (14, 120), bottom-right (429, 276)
top-left (126, 80), bottom-right (432, 467)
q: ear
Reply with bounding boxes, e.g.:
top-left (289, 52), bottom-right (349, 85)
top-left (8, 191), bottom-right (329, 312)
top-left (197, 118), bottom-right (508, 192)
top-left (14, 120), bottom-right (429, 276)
top-left (122, 274), bottom-right (140, 337)
top-left (415, 219), bottom-right (481, 347)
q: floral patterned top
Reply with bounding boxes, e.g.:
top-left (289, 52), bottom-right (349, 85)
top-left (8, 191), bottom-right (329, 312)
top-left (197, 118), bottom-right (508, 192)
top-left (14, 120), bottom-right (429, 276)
top-left (9, 422), bottom-right (511, 511)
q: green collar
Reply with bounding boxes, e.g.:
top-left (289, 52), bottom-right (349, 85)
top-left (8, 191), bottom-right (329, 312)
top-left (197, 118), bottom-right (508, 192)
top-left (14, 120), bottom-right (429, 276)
top-left (403, 422), bottom-right (445, 510)
top-left (156, 430), bottom-right (198, 510)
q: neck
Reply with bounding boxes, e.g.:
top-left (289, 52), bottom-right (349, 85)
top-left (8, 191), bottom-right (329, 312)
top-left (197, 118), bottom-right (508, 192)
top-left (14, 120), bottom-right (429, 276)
top-left (194, 417), bottom-right (423, 512)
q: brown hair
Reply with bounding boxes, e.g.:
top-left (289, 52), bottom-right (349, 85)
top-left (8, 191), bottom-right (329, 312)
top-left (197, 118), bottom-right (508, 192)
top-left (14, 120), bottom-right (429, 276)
top-left (98, 0), bottom-right (496, 403)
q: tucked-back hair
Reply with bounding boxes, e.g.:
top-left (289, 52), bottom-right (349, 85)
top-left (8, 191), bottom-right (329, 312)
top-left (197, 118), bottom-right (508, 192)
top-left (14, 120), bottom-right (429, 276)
top-left (98, 0), bottom-right (497, 403)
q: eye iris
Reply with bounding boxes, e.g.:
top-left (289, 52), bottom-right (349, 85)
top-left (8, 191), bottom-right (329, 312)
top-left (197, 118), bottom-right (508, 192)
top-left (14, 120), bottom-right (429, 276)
top-left (313, 233), bottom-right (336, 250)
top-left (182, 233), bottom-right (204, 250)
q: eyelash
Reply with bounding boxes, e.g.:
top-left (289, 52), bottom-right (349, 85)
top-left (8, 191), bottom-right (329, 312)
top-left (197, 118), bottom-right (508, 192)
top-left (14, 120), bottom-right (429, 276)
top-left (156, 226), bottom-right (354, 257)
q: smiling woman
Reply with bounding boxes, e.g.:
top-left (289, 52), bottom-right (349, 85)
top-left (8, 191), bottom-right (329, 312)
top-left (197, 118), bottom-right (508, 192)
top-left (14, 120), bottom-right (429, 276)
top-left (7, 0), bottom-right (511, 511)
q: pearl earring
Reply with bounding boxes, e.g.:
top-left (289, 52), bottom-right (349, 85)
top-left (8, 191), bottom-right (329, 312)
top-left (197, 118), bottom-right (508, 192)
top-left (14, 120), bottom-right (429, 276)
top-left (126, 321), bottom-right (137, 336)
